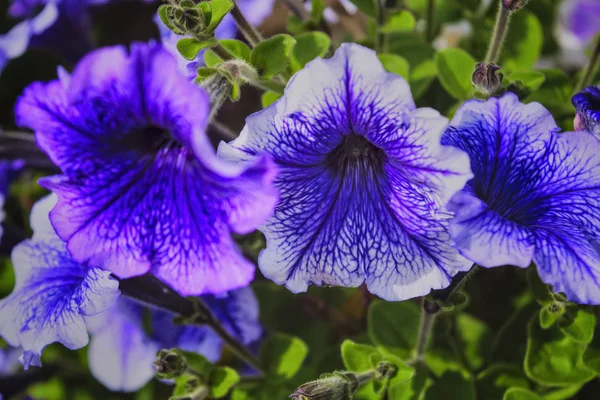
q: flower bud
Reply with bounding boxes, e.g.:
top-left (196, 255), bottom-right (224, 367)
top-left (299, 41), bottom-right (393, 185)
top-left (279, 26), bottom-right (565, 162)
top-left (502, 0), bottom-right (530, 11)
top-left (154, 349), bottom-right (187, 379)
top-left (472, 62), bottom-right (503, 95)
top-left (289, 374), bottom-right (358, 400)
top-left (165, 2), bottom-right (206, 35)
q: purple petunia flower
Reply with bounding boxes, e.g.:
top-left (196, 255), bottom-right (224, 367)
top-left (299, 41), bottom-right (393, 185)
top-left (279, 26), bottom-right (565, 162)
top-left (558, 0), bottom-right (600, 47)
top-left (0, 3), bottom-right (57, 74)
top-left (0, 195), bottom-right (120, 369)
top-left (15, 42), bottom-right (278, 295)
top-left (219, 43), bottom-right (473, 301)
top-left (155, 0), bottom-right (275, 79)
top-left (86, 287), bottom-right (261, 392)
top-left (442, 93), bottom-right (600, 304)
top-left (573, 85), bottom-right (600, 138)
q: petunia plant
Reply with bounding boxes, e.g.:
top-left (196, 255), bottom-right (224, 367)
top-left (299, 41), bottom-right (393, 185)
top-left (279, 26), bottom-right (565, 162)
top-left (1, 0), bottom-right (600, 399)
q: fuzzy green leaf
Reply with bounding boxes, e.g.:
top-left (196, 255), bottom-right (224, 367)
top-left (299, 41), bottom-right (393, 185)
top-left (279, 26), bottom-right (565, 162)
top-left (559, 309), bottom-right (596, 344)
top-left (260, 333), bottom-right (308, 381)
top-left (378, 53), bottom-right (410, 79)
top-left (210, 367), bottom-right (240, 398)
top-left (261, 91), bottom-right (281, 108)
top-left (250, 34), bottom-right (297, 80)
top-left (368, 300), bottom-right (420, 356)
top-left (205, 0), bottom-right (234, 34)
top-left (290, 32), bottom-right (331, 72)
top-left (381, 11), bottom-right (416, 33)
top-left (177, 38), bottom-right (217, 61)
top-left (435, 48), bottom-right (476, 100)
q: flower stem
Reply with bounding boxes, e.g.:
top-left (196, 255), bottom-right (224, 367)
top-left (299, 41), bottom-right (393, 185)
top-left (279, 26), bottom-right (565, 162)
top-left (425, 0), bottom-right (436, 42)
top-left (119, 274), bottom-right (265, 375)
top-left (231, 1), bottom-right (263, 47)
top-left (575, 36), bottom-right (600, 93)
top-left (375, 0), bottom-right (386, 52)
top-left (281, 0), bottom-right (310, 22)
top-left (485, 3), bottom-right (512, 63)
top-left (211, 43), bottom-right (235, 61)
top-left (412, 298), bottom-right (440, 364)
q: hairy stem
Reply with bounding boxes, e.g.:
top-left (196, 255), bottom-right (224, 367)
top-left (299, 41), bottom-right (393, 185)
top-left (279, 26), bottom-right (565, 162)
top-left (575, 36), bottom-right (600, 93)
top-left (425, 0), bottom-right (436, 42)
top-left (281, 0), bottom-right (310, 21)
top-left (485, 3), bottom-right (511, 63)
top-left (119, 274), bottom-right (265, 374)
top-left (231, 1), bottom-right (263, 47)
top-left (375, 0), bottom-right (386, 52)
top-left (413, 298), bottom-right (440, 364)
top-left (211, 43), bottom-right (235, 61)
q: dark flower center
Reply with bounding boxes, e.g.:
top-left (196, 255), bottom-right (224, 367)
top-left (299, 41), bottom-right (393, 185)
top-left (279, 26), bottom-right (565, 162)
top-left (129, 125), bottom-right (178, 153)
top-left (325, 134), bottom-right (386, 173)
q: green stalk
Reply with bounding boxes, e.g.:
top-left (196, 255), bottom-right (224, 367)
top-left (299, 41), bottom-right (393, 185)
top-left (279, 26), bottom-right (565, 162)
top-left (575, 36), bottom-right (600, 93)
top-left (485, 3), bottom-right (512, 63)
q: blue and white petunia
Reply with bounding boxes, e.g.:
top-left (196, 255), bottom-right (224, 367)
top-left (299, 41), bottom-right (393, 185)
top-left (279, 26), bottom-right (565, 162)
top-left (86, 287), bottom-right (262, 392)
top-left (573, 85), bottom-right (600, 138)
top-left (219, 43), bottom-right (473, 301)
top-left (0, 194), bottom-right (120, 369)
top-left (442, 93), bottom-right (600, 304)
top-left (15, 42), bottom-right (278, 295)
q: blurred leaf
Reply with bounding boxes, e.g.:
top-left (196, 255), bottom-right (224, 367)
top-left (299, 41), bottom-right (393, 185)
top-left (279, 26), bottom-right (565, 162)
top-left (349, 0), bottom-right (376, 17)
top-left (388, 365), bottom-right (431, 400)
top-left (410, 60), bottom-right (437, 99)
top-left (454, 313), bottom-right (492, 371)
top-left (502, 11), bottom-right (543, 70)
top-left (541, 384), bottom-right (585, 400)
top-left (382, 11), bottom-right (416, 33)
top-left (368, 300), bottom-right (420, 356)
top-left (559, 309), bottom-right (595, 344)
top-left (378, 54), bottom-right (410, 79)
top-left (177, 38), bottom-right (217, 61)
top-left (424, 347), bottom-right (469, 379)
top-left (205, 0), bottom-right (234, 33)
top-left (425, 371), bottom-right (476, 400)
top-left (435, 48), bottom-right (476, 100)
top-left (527, 267), bottom-right (553, 305)
top-left (250, 34), bottom-right (297, 80)
top-left (211, 366), bottom-right (240, 398)
top-left (0, 259), bottom-right (15, 297)
top-left (539, 304), bottom-right (565, 330)
top-left (182, 350), bottom-right (213, 377)
top-left (262, 91), bottom-right (282, 108)
top-left (311, 0), bottom-right (327, 22)
top-left (503, 388), bottom-right (540, 400)
top-left (507, 71), bottom-right (546, 91)
top-left (491, 303), bottom-right (537, 364)
top-left (524, 312), bottom-right (595, 386)
top-left (341, 340), bottom-right (382, 399)
top-left (290, 32), bottom-right (331, 72)
top-left (583, 324), bottom-right (600, 373)
top-left (260, 333), bottom-right (308, 381)
top-left (477, 364), bottom-right (530, 400)
top-left (28, 378), bottom-right (65, 400)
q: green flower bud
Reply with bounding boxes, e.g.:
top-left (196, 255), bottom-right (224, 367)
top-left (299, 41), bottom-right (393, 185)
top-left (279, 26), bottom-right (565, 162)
top-left (165, 3), bottom-right (206, 36)
top-left (289, 374), bottom-right (358, 400)
top-left (154, 349), bottom-right (187, 379)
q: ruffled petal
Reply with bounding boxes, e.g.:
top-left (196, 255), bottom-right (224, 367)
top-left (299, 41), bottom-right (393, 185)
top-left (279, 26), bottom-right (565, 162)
top-left (220, 43), bottom-right (472, 301)
top-left (87, 300), bottom-right (158, 392)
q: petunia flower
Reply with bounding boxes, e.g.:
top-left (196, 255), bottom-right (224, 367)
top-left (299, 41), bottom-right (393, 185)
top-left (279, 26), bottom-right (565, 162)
top-left (442, 93), bottom-right (600, 304)
top-left (86, 287), bottom-right (261, 392)
top-left (155, 0), bottom-right (275, 79)
top-left (218, 43), bottom-right (473, 301)
top-left (15, 42), bottom-right (278, 295)
top-left (572, 85), bottom-right (600, 138)
top-left (0, 194), bottom-right (120, 369)
top-left (558, 0), bottom-right (600, 48)
top-left (0, 3), bottom-right (57, 74)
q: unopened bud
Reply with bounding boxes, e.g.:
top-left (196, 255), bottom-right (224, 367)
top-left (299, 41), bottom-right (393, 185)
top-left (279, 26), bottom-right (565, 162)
top-left (290, 374), bottom-right (358, 400)
top-left (154, 349), bottom-right (187, 379)
top-left (472, 62), bottom-right (503, 95)
top-left (166, 2), bottom-right (205, 35)
top-left (502, 0), bottom-right (530, 11)
top-left (375, 362), bottom-right (397, 380)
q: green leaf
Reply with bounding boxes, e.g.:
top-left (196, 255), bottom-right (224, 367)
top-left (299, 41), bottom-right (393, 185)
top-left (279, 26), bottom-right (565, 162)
top-left (28, 378), bottom-right (66, 400)
top-left (583, 325), bottom-right (600, 373)
top-left (541, 384), bottom-right (585, 400)
top-left (177, 38), bottom-right (217, 61)
top-left (410, 59), bottom-right (437, 99)
top-left (310, 0), bottom-right (327, 22)
top-left (203, 39), bottom-right (250, 67)
top-left (425, 371), bottom-right (476, 400)
top-left (476, 364), bottom-right (530, 400)
top-left (210, 366), bottom-right (240, 398)
top-left (491, 303), bottom-right (538, 364)
top-left (507, 71), bottom-right (546, 91)
top-left (539, 304), bottom-right (565, 330)
top-left (205, 0), bottom-right (234, 34)
top-left (381, 11), bottom-right (416, 33)
top-left (524, 312), bottom-right (595, 386)
top-left (181, 351), bottom-right (213, 377)
top-left (349, 0), bottom-right (376, 17)
top-left (289, 32), bottom-right (331, 72)
top-left (456, 313), bottom-right (492, 371)
top-left (435, 48), bottom-right (476, 100)
top-left (172, 373), bottom-right (202, 397)
top-left (388, 365), bottom-right (431, 400)
top-left (527, 267), bottom-right (553, 305)
top-left (503, 388), bottom-right (540, 400)
top-left (559, 309), bottom-right (595, 344)
top-left (261, 91), bottom-right (281, 108)
top-left (260, 333), bottom-right (308, 381)
top-left (341, 341), bottom-right (382, 399)
top-left (368, 300), bottom-right (420, 356)
top-left (378, 54), bottom-right (410, 79)
top-left (502, 10), bottom-right (543, 70)
top-left (250, 34), bottom-right (297, 80)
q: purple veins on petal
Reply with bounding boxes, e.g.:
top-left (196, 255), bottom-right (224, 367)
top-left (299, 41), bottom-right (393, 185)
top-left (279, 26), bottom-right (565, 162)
top-left (87, 287), bottom-right (262, 392)
top-left (442, 93), bottom-right (600, 304)
top-left (572, 85), bottom-right (600, 138)
top-left (0, 195), bottom-right (120, 369)
top-left (218, 43), bottom-right (473, 301)
top-left (15, 42), bottom-right (278, 296)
